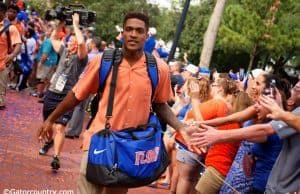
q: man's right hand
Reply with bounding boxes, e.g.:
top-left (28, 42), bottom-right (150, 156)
top-left (37, 119), bottom-right (54, 143)
top-left (5, 54), bottom-right (14, 66)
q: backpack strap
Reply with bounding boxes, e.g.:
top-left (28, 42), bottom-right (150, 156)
top-left (99, 49), bottom-right (115, 93)
top-left (0, 23), bottom-right (10, 35)
top-left (105, 49), bottom-right (122, 129)
top-left (86, 50), bottom-right (158, 129)
top-left (0, 22), bottom-right (11, 53)
top-left (145, 52), bottom-right (159, 101)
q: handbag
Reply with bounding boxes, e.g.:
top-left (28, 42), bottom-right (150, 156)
top-left (86, 49), bottom-right (170, 187)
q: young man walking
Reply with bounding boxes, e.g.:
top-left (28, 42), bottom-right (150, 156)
top-left (38, 12), bottom-right (196, 194)
top-left (0, 2), bottom-right (21, 109)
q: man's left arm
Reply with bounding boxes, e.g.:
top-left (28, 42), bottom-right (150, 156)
top-left (153, 103), bottom-right (184, 130)
top-left (153, 103), bottom-right (197, 144)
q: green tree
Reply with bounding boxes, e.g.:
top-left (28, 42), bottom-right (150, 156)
top-left (178, 0), bottom-right (215, 64)
top-left (216, 0), bottom-right (300, 72)
top-left (87, 0), bottom-right (160, 43)
top-left (27, 0), bottom-right (161, 44)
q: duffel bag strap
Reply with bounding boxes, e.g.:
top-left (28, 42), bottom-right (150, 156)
top-left (105, 49), bottom-right (122, 129)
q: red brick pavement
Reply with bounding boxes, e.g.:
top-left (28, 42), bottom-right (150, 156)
top-left (0, 90), bottom-right (169, 194)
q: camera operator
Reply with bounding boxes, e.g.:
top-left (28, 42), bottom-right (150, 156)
top-left (38, 13), bottom-right (88, 171)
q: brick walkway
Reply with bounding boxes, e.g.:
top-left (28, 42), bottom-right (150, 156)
top-left (0, 90), bottom-right (168, 194)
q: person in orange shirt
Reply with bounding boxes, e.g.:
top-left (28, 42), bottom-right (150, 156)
top-left (16, 0), bottom-right (25, 11)
top-left (7, 4), bottom-right (25, 36)
top-left (6, 4), bottom-right (25, 89)
top-left (37, 12), bottom-right (198, 194)
top-left (0, 3), bottom-right (22, 109)
top-left (174, 78), bottom-right (241, 194)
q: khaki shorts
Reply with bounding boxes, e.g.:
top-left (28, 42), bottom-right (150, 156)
top-left (0, 68), bottom-right (9, 104)
top-left (77, 151), bottom-right (128, 194)
top-left (195, 166), bottom-right (225, 194)
top-left (36, 64), bottom-right (55, 81)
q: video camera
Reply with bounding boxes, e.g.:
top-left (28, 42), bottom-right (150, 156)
top-left (45, 4), bottom-right (96, 27)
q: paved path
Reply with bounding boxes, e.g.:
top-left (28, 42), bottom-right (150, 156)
top-left (0, 90), bottom-right (168, 194)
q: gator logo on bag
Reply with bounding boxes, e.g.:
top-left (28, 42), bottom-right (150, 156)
top-left (135, 147), bottom-right (160, 165)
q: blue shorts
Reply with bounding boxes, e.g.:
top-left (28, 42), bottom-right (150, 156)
top-left (43, 90), bottom-right (73, 126)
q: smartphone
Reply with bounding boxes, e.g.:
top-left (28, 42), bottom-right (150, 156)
top-left (249, 71), bottom-right (254, 79)
top-left (239, 68), bottom-right (245, 81)
top-left (263, 79), bottom-right (276, 98)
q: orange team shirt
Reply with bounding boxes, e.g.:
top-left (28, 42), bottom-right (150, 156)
top-left (0, 22), bottom-right (22, 71)
top-left (175, 99), bottom-right (240, 176)
top-left (11, 19), bottom-right (25, 36)
top-left (73, 54), bottom-right (173, 150)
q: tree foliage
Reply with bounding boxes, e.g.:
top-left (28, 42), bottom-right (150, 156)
top-left (86, 0), bottom-right (160, 43)
top-left (26, 0), bottom-right (299, 72)
top-left (216, 0), bottom-right (300, 71)
top-left (178, 0), bottom-right (215, 64)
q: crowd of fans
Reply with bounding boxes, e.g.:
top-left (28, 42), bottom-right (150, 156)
top-left (0, 1), bottom-right (299, 194)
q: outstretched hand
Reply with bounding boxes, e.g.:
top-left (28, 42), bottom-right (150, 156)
top-left (190, 124), bottom-right (222, 147)
top-left (188, 80), bottom-right (200, 99)
top-left (178, 123), bottom-right (208, 155)
top-left (72, 13), bottom-right (80, 27)
top-left (259, 95), bottom-right (284, 120)
top-left (178, 124), bottom-right (199, 144)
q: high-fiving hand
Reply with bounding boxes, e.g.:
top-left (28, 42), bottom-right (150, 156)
top-left (190, 124), bottom-right (222, 147)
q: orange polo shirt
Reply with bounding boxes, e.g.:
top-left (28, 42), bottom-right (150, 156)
top-left (0, 21), bottom-right (22, 71)
top-left (72, 53), bottom-right (172, 150)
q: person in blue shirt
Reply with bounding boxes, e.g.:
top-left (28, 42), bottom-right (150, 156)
top-left (143, 27), bottom-right (156, 54)
top-left (32, 24), bottom-right (58, 98)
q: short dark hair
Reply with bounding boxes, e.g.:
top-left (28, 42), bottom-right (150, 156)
top-left (123, 12), bottom-right (149, 30)
top-left (26, 28), bottom-right (35, 38)
top-left (92, 36), bottom-right (102, 49)
top-left (8, 4), bottom-right (20, 13)
top-left (0, 2), bottom-right (7, 12)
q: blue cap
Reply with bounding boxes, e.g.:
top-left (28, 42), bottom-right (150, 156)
top-left (17, 11), bottom-right (28, 22)
top-left (199, 67), bottom-right (210, 74)
top-left (229, 73), bottom-right (238, 80)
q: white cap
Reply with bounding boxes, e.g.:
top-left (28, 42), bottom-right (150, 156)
top-left (87, 26), bottom-right (95, 31)
top-left (251, 69), bottom-right (265, 78)
top-left (185, 64), bottom-right (199, 75)
top-left (169, 61), bottom-right (177, 66)
top-left (149, 27), bottom-right (157, 36)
